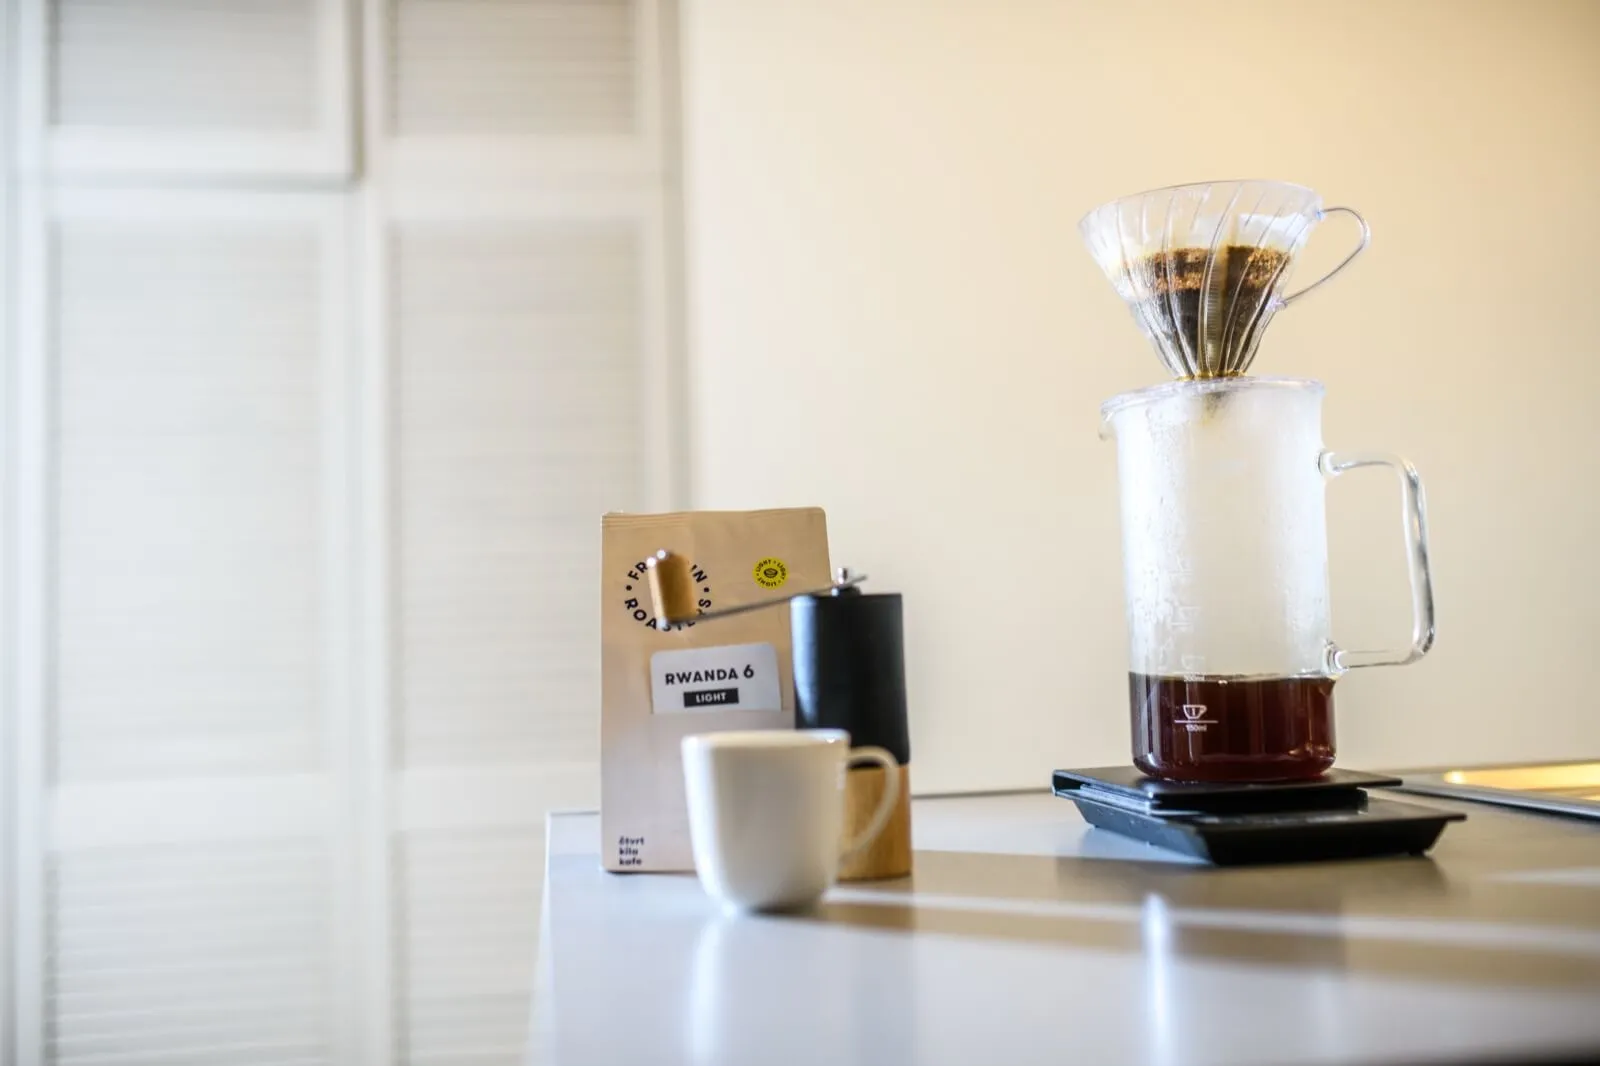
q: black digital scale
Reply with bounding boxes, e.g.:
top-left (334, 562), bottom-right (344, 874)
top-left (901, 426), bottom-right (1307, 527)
top-left (1052, 767), bottom-right (1464, 865)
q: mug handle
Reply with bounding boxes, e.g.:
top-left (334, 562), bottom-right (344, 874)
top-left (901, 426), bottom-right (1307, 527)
top-left (839, 747), bottom-right (902, 860)
top-left (1321, 450), bottom-right (1437, 672)
top-left (1278, 206), bottom-right (1371, 308)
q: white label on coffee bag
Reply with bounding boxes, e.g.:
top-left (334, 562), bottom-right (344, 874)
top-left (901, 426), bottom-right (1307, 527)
top-left (650, 642), bottom-right (782, 714)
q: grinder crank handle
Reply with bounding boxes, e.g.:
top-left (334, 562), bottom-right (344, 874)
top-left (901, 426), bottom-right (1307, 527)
top-left (646, 552), bottom-right (867, 628)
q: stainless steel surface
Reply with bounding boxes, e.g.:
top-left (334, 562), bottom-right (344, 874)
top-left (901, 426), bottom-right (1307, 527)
top-left (533, 791), bottom-right (1600, 1066)
top-left (1398, 761), bottom-right (1600, 821)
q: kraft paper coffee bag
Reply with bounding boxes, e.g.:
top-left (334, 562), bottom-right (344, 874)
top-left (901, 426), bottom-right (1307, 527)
top-left (600, 508), bottom-right (830, 872)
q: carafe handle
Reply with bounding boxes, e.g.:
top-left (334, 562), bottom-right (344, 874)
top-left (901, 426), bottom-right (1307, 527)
top-left (1278, 206), bottom-right (1371, 308)
top-left (1320, 451), bottom-right (1436, 672)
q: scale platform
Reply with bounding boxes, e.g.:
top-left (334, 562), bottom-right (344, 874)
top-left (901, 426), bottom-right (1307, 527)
top-left (1052, 766), bottom-right (1464, 866)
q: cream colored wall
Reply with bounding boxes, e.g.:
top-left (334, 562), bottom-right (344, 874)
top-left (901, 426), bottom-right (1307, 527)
top-left (678, 0), bottom-right (1600, 791)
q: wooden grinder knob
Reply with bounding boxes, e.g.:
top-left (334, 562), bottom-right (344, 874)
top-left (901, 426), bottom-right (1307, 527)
top-left (645, 550), bottom-right (697, 624)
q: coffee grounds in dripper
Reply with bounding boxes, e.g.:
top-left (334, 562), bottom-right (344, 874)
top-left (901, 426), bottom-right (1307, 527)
top-left (1124, 245), bottom-right (1292, 380)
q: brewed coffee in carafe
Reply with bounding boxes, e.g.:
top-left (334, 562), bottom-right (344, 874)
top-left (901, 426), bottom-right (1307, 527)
top-left (1084, 181), bottom-right (1434, 783)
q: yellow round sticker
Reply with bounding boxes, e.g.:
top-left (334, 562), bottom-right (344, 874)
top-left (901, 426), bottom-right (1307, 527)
top-left (753, 557), bottom-right (789, 589)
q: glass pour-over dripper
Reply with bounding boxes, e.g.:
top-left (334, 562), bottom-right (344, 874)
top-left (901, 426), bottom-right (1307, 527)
top-left (1080, 180), bottom-right (1369, 379)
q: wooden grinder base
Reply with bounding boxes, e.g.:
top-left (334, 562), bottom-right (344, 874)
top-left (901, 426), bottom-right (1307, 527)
top-left (839, 763), bottom-right (912, 881)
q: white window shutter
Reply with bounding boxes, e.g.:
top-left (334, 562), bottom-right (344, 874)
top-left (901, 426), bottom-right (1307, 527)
top-left (371, 2), bottom-right (681, 1062)
top-left (24, 189), bottom-right (359, 1066)
top-left (26, 0), bottom-right (353, 180)
top-left (0, 0), bottom-right (16, 1060)
top-left (384, 194), bottom-right (659, 1066)
top-left (2, 2), bottom-right (683, 1063)
top-left (49, 841), bottom-right (337, 1066)
top-left (390, 0), bottom-right (638, 138)
top-left (395, 218), bottom-right (641, 770)
top-left (393, 829), bottom-right (544, 1064)
top-left (380, 0), bottom-right (664, 184)
top-left (54, 215), bottom-right (326, 780)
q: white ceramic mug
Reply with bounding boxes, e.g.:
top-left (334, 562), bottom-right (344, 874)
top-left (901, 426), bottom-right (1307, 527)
top-left (681, 729), bottom-right (901, 912)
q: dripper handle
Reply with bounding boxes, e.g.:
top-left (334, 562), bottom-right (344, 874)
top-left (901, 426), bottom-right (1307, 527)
top-left (1278, 206), bottom-right (1371, 308)
top-left (1321, 450), bottom-right (1436, 673)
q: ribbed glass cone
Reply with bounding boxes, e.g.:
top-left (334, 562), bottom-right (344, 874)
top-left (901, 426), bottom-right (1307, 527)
top-left (1080, 180), bottom-right (1323, 380)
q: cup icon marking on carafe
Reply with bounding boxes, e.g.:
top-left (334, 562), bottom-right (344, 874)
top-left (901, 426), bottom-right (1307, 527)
top-left (1180, 703), bottom-right (1210, 733)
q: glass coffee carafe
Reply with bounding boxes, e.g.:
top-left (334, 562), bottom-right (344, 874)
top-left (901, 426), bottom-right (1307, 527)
top-left (1084, 180), bottom-right (1434, 782)
top-left (1101, 378), bottom-right (1433, 781)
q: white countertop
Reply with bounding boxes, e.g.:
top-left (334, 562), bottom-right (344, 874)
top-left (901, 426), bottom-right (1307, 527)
top-left (531, 791), bottom-right (1600, 1066)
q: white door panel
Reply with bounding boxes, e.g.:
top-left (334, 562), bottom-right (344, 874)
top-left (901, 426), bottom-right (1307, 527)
top-left (20, 0), bottom-right (353, 180)
top-left (15, 189), bottom-right (358, 1066)
top-left (3, 3), bottom-right (684, 1063)
top-left (378, 0), bottom-right (665, 187)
